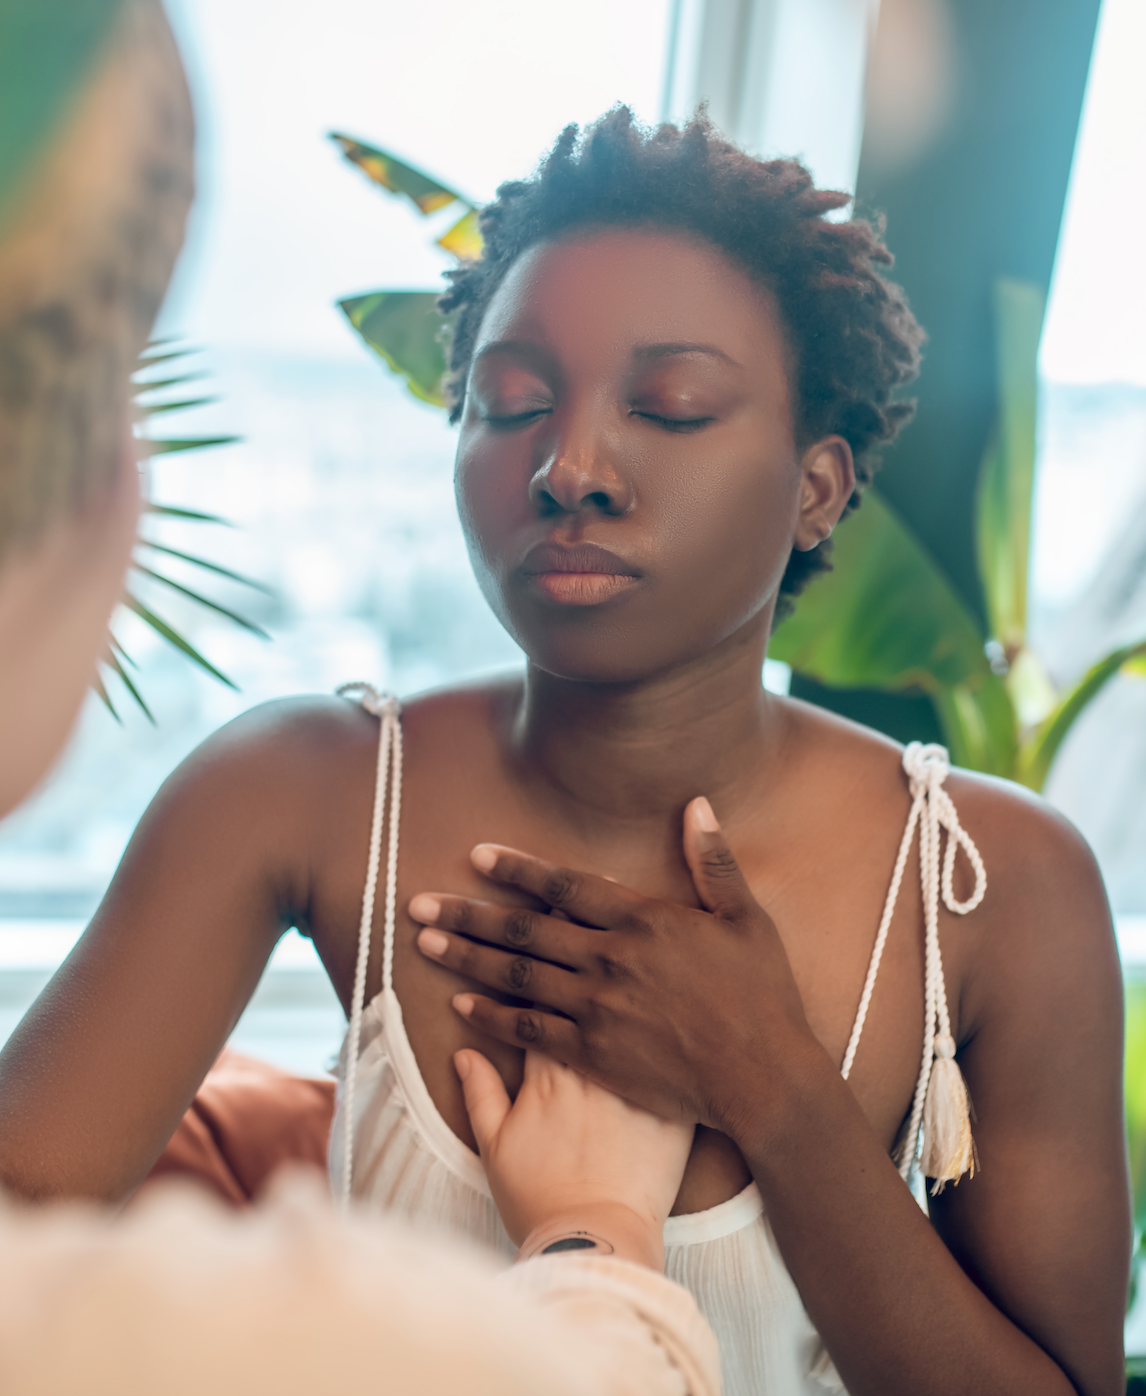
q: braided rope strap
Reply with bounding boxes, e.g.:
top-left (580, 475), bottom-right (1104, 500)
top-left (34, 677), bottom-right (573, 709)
top-left (334, 682), bottom-right (403, 1207)
top-left (898, 742), bottom-right (986, 1192)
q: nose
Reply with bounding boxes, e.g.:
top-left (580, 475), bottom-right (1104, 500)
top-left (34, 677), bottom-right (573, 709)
top-left (528, 418), bottom-right (634, 518)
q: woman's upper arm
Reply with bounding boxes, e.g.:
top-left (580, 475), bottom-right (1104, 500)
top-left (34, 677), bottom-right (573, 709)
top-left (0, 696), bottom-right (358, 1202)
top-left (931, 788), bottom-right (1130, 1394)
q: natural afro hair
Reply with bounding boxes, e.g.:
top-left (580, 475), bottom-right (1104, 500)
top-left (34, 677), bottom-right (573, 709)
top-left (439, 106), bottom-right (924, 611)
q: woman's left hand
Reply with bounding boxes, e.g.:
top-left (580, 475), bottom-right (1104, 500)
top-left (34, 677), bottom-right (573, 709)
top-left (411, 797), bottom-right (819, 1147)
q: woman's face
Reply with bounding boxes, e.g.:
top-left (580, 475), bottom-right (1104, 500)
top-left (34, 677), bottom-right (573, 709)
top-left (454, 227), bottom-right (848, 684)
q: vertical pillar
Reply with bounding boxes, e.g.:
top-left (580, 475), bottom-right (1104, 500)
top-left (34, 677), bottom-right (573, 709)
top-left (661, 0), bottom-right (879, 193)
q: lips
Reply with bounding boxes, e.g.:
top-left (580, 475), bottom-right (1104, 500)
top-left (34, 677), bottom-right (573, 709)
top-left (520, 541), bottom-right (642, 606)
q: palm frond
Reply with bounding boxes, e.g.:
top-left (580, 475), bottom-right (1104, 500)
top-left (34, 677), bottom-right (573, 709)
top-left (144, 503), bottom-right (231, 525)
top-left (120, 594), bottom-right (239, 690)
top-left (136, 435), bottom-right (240, 458)
top-left (136, 539), bottom-right (273, 593)
top-left (131, 562), bottom-right (270, 638)
top-left (98, 341), bottom-right (273, 717)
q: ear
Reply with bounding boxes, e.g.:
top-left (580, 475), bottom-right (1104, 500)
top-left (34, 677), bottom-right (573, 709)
top-left (792, 436), bottom-right (856, 553)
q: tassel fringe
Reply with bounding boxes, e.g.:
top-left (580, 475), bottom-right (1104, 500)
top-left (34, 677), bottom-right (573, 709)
top-left (920, 1035), bottom-right (975, 1193)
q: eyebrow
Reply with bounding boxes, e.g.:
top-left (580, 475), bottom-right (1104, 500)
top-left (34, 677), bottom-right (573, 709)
top-left (474, 340), bottom-right (740, 367)
top-left (632, 342), bottom-right (740, 367)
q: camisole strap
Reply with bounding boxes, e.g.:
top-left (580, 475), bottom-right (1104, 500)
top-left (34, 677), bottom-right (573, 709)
top-left (335, 681), bottom-right (403, 1205)
top-left (839, 742), bottom-right (987, 1187)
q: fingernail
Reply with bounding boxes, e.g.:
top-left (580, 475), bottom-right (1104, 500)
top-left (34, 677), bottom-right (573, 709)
top-left (454, 1050), bottom-right (471, 1082)
top-left (453, 993), bottom-right (475, 1018)
top-left (693, 796), bottom-right (719, 832)
top-left (409, 894), bottom-right (441, 923)
top-left (471, 845), bottom-right (497, 873)
top-left (417, 929), bottom-right (449, 957)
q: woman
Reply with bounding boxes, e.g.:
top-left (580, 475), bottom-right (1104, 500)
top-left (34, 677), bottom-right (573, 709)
top-left (0, 110), bottom-right (1127, 1395)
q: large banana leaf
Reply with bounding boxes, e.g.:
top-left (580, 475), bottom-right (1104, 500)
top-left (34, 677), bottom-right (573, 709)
top-left (770, 488), bottom-right (989, 693)
top-left (976, 279), bottom-right (1045, 654)
top-left (931, 673), bottom-right (1019, 778)
top-left (330, 133), bottom-right (463, 215)
top-left (340, 291), bottom-right (451, 407)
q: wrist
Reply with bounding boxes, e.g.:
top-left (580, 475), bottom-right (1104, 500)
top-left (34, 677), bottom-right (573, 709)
top-left (516, 1202), bottom-right (664, 1271)
top-left (718, 1025), bottom-right (838, 1162)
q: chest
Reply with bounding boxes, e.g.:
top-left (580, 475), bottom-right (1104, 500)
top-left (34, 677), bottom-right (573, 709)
top-left (311, 728), bottom-right (939, 1215)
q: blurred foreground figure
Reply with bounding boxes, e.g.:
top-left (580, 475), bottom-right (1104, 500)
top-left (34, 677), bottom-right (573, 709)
top-left (0, 6), bottom-right (720, 1393)
top-left (0, 1170), bottom-right (716, 1396)
top-left (0, 0), bottom-right (190, 816)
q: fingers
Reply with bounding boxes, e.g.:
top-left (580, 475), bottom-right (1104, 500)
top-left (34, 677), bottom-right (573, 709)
top-left (454, 993), bottom-right (584, 1066)
top-left (682, 797), bottom-right (757, 923)
top-left (408, 893), bottom-right (593, 968)
top-left (469, 845), bottom-right (643, 928)
top-left (416, 924), bottom-right (584, 1016)
top-left (454, 1049), bottom-right (511, 1156)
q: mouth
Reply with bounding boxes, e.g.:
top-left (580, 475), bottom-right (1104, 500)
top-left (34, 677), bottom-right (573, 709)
top-left (520, 541), bottom-right (643, 607)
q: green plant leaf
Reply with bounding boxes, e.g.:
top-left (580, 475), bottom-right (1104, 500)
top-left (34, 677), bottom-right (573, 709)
top-left (330, 133), bottom-right (464, 215)
top-left (135, 347), bottom-right (198, 368)
top-left (770, 489), bottom-right (989, 692)
top-left (437, 207), bottom-right (483, 260)
top-left (90, 667), bottom-right (120, 722)
top-left (138, 396), bottom-right (218, 417)
top-left (340, 290), bottom-right (451, 407)
top-left (103, 647), bottom-right (154, 723)
top-left (131, 373), bottom-right (207, 393)
top-left (121, 594), bottom-right (238, 689)
top-left (1018, 638), bottom-right (1146, 790)
top-left (135, 435), bottom-right (239, 457)
top-left (975, 278), bottom-right (1045, 654)
top-left (931, 673), bottom-right (1018, 778)
top-left (1126, 980), bottom-right (1146, 1238)
top-left (131, 563), bottom-right (270, 638)
top-left (136, 539), bottom-right (273, 593)
top-left (0, 0), bottom-right (125, 229)
top-left (143, 503), bottom-right (231, 525)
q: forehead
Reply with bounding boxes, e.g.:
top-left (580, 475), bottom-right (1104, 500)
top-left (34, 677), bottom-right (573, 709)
top-left (474, 227), bottom-right (789, 371)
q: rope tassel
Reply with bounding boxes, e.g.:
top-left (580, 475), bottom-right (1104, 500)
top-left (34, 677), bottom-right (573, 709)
top-left (897, 743), bottom-right (986, 1193)
top-left (920, 1034), bottom-right (975, 1188)
top-left (840, 742), bottom-right (986, 1196)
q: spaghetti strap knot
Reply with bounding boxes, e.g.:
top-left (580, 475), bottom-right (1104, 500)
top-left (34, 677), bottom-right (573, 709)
top-left (903, 740), bottom-right (949, 795)
top-left (840, 741), bottom-right (987, 1194)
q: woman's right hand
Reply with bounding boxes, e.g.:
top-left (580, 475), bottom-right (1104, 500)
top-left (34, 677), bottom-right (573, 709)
top-left (455, 1047), bottom-right (694, 1270)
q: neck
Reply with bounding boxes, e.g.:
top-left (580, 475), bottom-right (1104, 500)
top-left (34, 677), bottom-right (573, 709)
top-left (511, 617), bottom-right (788, 838)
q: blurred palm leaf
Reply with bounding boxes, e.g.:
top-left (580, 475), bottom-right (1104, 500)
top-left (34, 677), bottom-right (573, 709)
top-left (436, 206), bottom-right (483, 261)
top-left (330, 133), bottom-right (464, 214)
top-left (331, 134), bottom-right (483, 404)
top-left (98, 344), bottom-right (271, 720)
top-left (339, 291), bottom-right (452, 407)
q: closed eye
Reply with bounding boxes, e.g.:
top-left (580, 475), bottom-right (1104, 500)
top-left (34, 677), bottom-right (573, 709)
top-left (483, 408), bottom-right (552, 429)
top-left (632, 411), bottom-right (714, 433)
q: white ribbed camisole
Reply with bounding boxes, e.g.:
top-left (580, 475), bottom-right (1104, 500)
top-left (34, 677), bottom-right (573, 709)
top-left (327, 686), bottom-right (987, 1396)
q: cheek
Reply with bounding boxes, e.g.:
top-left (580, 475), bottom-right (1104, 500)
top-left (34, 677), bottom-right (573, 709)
top-left (648, 440), bottom-right (801, 615)
top-left (454, 440), bottom-right (529, 595)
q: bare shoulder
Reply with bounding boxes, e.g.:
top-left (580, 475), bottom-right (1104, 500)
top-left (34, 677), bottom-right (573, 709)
top-left (781, 694), bottom-right (1118, 1002)
top-left (157, 675), bottom-right (522, 814)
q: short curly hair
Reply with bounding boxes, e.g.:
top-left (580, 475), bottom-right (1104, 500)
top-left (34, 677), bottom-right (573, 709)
top-left (440, 106), bottom-right (924, 609)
